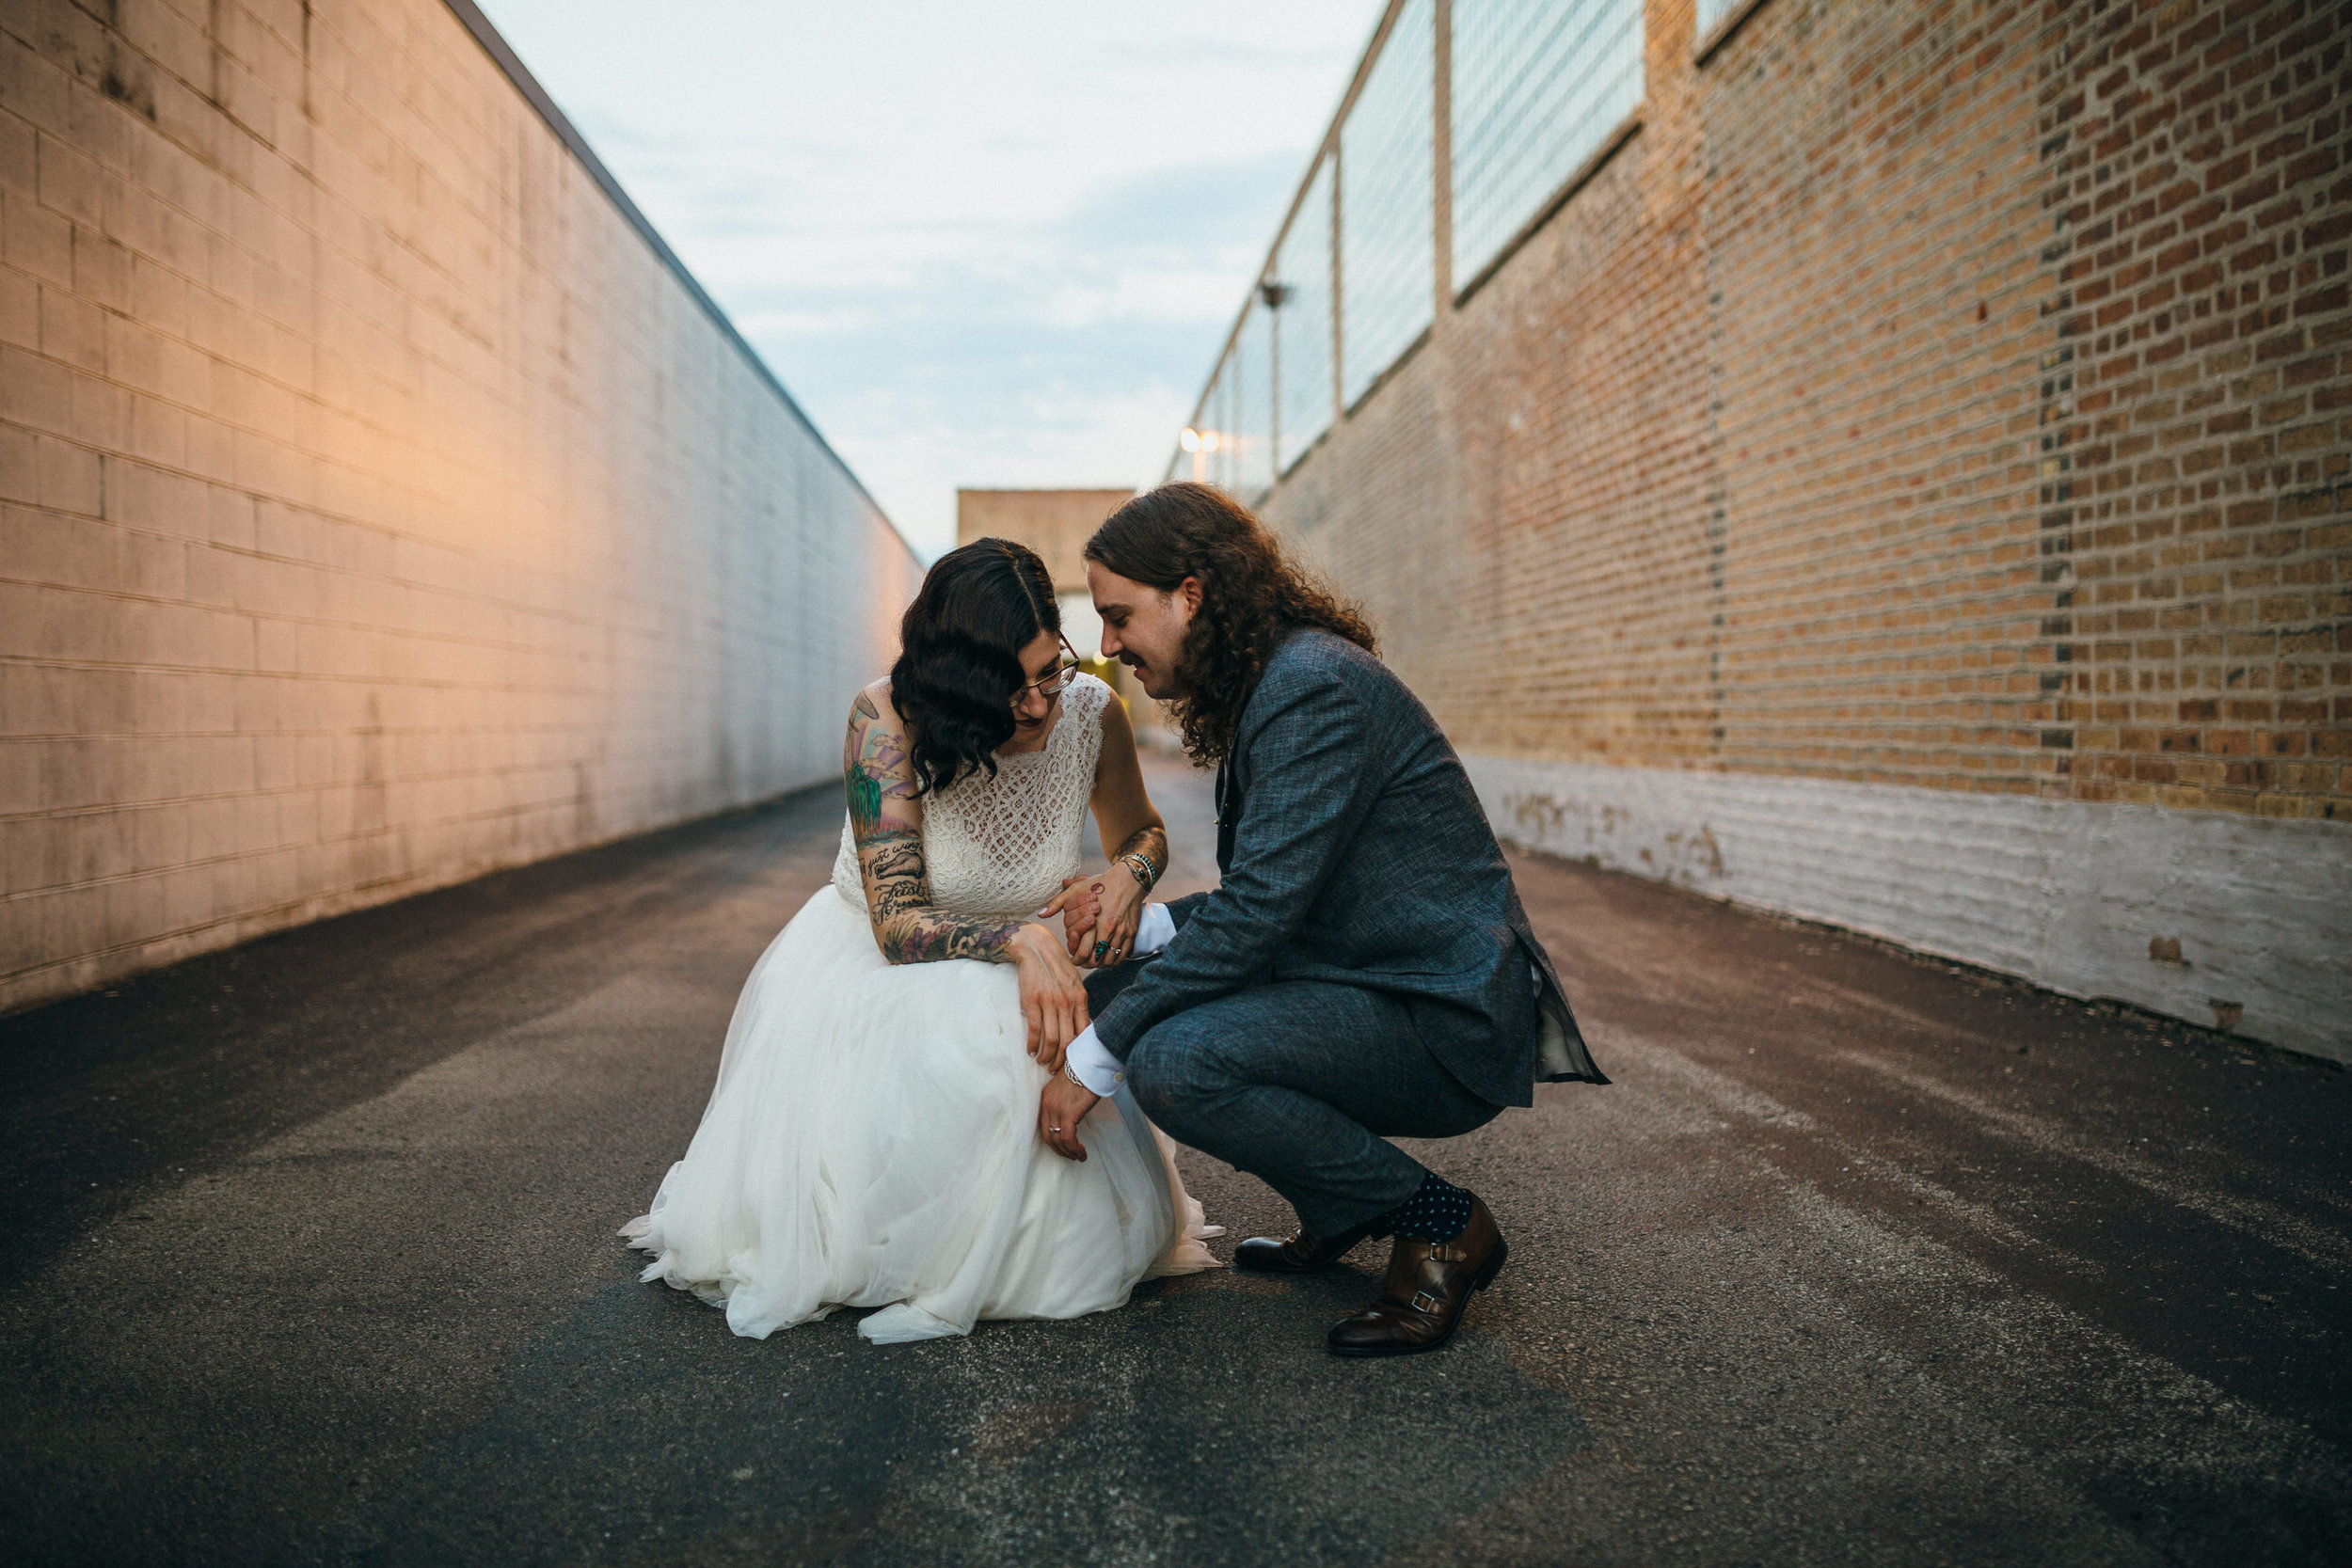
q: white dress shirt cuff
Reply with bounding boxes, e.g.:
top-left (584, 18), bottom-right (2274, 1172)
top-left (1134, 901), bottom-right (1176, 956)
top-left (1064, 903), bottom-right (1173, 1096)
top-left (1063, 1024), bottom-right (1125, 1095)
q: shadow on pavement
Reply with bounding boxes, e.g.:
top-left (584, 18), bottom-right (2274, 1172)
top-left (335, 1259), bottom-right (1587, 1567)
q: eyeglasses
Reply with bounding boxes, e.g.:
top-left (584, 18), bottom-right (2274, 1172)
top-left (1012, 638), bottom-right (1082, 707)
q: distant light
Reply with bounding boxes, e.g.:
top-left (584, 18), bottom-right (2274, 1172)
top-left (1200, 431), bottom-right (1222, 452)
top-left (1179, 427), bottom-right (1202, 452)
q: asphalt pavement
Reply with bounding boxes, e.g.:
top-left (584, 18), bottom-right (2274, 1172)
top-left (4, 754), bottom-right (2345, 1565)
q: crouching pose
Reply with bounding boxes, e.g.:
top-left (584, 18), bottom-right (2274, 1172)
top-left (625, 538), bottom-right (1218, 1343)
top-left (1044, 483), bottom-right (1605, 1357)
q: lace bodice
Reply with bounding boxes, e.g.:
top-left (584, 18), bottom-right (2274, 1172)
top-left (831, 675), bottom-right (1110, 923)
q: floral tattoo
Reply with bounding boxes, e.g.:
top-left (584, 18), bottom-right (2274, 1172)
top-left (846, 691), bottom-right (890, 834)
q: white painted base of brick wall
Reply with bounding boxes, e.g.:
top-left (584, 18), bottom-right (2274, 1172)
top-left (1464, 756), bottom-right (2352, 1066)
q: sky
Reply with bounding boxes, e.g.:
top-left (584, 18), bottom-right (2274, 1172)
top-left (471, 1), bottom-right (1383, 559)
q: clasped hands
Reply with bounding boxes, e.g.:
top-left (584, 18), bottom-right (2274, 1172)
top-left (1012, 860), bottom-right (1140, 1071)
top-left (1045, 860), bottom-right (1147, 971)
top-left (1019, 862), bottom-right (1144, 1162)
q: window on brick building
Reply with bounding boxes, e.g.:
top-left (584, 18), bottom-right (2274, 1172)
top-left (1172, 353), bottom-right (1231, 487)
top-left (1450, 0), bottom-right (1644, 291)
top-left (1340, 0), bottom-right (1437, 409)
top-left (1168, 302), bottom-right (1275, 500)
top-left (1232, 301), bottom-right (1276, 500)
top-left (1208, 352), bottom-right (1237, 492)
top-left (1273, 157), bottom-right (1338, 470)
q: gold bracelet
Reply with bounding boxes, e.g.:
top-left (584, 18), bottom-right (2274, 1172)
top-left (1118, 850), bottom-right (1159, 893)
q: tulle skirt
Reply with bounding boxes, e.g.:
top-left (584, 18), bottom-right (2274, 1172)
top-left (622, 885), bottom-right (1220, 1342)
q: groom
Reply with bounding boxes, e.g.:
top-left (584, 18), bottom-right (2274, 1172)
top-left (1041, 483), bottom-right (1606, 1357)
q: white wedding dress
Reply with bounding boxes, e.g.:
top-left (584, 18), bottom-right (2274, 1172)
top-left (623, 674), bottom-right (1220, 1342)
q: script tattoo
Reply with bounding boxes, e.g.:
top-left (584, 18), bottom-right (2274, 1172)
top-left (842, 689), bottom-right (1022, 966)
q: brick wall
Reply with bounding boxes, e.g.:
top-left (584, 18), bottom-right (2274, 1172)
top-left (2042, 0), bottom-right (2348, 814)
top-left (0, 0), bottom-right (922, 1015)
top-left (1257, 0), bottom-right (2349, 1056)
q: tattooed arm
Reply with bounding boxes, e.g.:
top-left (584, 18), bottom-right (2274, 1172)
top-left (846, 685), bottom-right (1017, 962)
top-left (844, 684), bottom-right (1090, 1062)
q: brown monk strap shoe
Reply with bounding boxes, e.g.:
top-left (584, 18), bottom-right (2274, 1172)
top-left (1325, 1196), bottom-right (1506, 1357)
top-left (1232, 1218), bottom-right (1381, 1274)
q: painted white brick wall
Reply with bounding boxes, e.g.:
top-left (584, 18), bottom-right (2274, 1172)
top-left (0, 0), bottom-right (923, 1014)
top-left (1467, 755), bottom-right (2352, 1065)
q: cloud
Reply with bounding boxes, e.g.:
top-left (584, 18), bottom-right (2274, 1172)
top-left (474, 0), bottom-right (1381, 555)
top-left (1062, 150), bottom-right (1310, 253)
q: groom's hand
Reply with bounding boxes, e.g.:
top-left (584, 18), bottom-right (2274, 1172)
top-left (1045, 876), bottom-right (1104, 961)
top-left (1038, 1073), bottom-right (1099, 1162)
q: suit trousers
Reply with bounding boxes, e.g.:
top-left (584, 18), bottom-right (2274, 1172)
top-left (1084, 962), bottom-right (1503, 1237)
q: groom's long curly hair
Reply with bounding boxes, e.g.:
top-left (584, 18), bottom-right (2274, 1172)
top-left (1084, 483), bottom-right (1375, 767)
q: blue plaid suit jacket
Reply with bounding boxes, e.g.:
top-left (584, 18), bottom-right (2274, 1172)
top-left (1091, 628), bottom-right (1604, 1104)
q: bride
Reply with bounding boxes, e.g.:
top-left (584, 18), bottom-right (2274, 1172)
top-left (623, 538), bottom-right (1219, 1342)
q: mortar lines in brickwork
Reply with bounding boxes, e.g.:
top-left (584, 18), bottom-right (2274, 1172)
top-left (2036, 8), bottom-right (2086, 779)
top-left (1254, 0), bottom-right (2345, 821)
top-left (2035, 0), bottom-right (2349, 818)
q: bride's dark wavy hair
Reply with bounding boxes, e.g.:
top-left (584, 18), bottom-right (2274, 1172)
top-left (1084, 483), bottom-right (1375, 766)
top-left (890, 537), bottom-right (1060, 796)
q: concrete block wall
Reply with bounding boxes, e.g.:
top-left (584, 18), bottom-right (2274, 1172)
top-left (1252, 0), bottom-right (2351, 1058)
top-left (0, 0), bottom-right (924, 1015)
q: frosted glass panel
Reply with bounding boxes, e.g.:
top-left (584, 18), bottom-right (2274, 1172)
top-left (1233, 302), bottom-right (1276, 500)
top-left (1273, 158), bottom-right (1337, 469)
top-left (1340, 0), bottom-right (1435, 407)
top-left (1451, 0), bottom-right (1644, 288)
top-left (1178, 354), bottom-right (1238, 490)
top-left (1171, 306), bottom-right (1273, 498)
top-left (1208, 356), bottom-right (1238, 493)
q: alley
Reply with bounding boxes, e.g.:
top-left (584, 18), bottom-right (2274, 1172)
top-left (3, 758), bottom-right (2344, 1566)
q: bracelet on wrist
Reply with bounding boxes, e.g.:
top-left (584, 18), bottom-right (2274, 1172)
top-left (1118, 850), bottom-right (1160, 894)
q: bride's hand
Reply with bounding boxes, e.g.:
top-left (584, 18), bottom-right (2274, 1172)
top-left (1038, 1072), bottom-right (1098, 1162)
top-left (1009, 923), bottom-right (1089, 1071)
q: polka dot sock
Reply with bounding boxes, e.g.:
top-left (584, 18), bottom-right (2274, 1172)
top-left (1375, 1172), bottom-right (1475, 1244)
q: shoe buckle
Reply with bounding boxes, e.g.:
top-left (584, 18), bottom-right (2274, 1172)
top-left (1410, 1289), bottom-right (1445, 1316)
